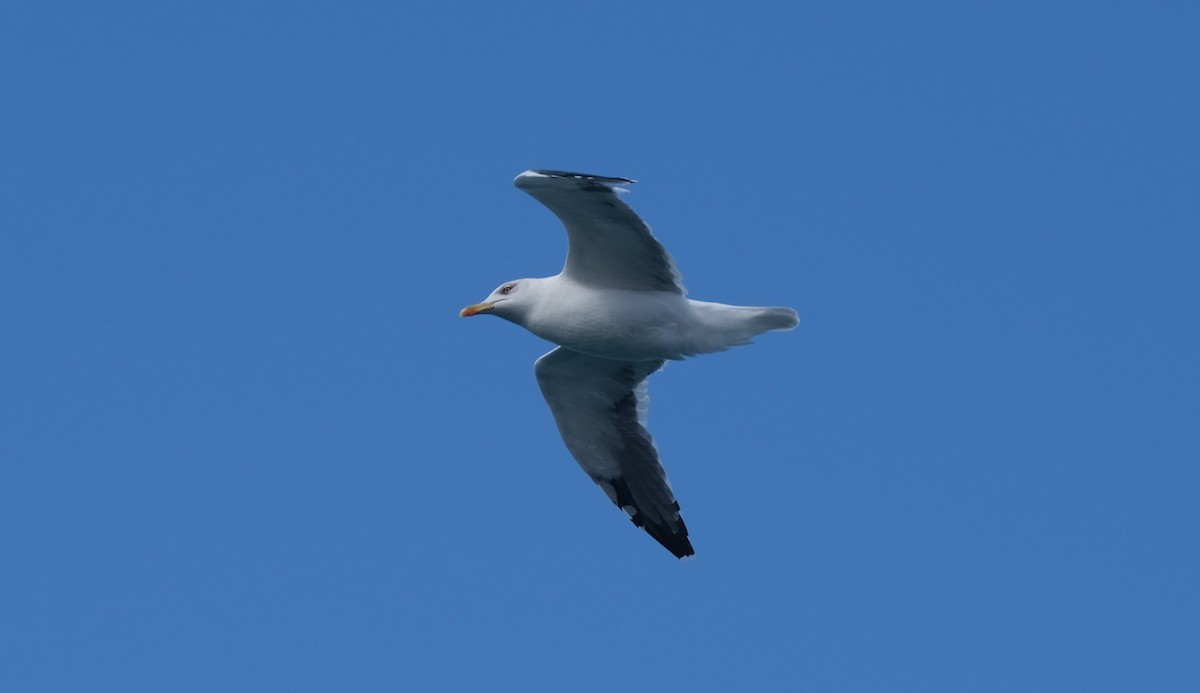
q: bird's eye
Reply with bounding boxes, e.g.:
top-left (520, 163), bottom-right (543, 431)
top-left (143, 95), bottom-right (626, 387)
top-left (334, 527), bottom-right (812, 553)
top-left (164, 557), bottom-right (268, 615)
top-left (499, 284), bottom-right (514, 295)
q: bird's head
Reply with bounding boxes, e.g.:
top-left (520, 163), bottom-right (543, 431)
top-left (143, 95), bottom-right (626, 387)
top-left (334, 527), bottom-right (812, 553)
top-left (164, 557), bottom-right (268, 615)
top-left (460, 278), bottom-right (539, 323)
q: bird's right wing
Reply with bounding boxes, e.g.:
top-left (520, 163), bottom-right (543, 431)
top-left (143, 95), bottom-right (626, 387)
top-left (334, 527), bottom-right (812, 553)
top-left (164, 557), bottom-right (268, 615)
top-left (534, 346), bottom-right (693, 558)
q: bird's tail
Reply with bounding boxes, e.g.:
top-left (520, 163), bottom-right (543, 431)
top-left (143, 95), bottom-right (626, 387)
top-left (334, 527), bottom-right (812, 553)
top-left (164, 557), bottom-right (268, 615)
top-left (684, 300), bottom-right (799, 355)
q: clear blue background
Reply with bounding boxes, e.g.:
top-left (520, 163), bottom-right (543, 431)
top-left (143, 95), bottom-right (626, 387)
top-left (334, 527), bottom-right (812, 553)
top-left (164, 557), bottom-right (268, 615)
top-left (3, 2), bottom-right (1197, 691)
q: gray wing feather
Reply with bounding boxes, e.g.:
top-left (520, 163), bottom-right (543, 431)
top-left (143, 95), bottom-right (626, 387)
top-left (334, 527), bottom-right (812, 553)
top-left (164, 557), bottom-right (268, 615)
top-left (534, 347), bottom-right (693, 558)
top-left (515, 170), bottom-right (686, 295)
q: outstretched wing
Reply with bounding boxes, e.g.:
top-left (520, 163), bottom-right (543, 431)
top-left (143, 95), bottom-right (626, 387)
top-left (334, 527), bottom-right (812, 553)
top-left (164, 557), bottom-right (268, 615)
top-left (515, 169), bottom-right (686, 295)
top-left (534, 347), bottom-right (693, 558)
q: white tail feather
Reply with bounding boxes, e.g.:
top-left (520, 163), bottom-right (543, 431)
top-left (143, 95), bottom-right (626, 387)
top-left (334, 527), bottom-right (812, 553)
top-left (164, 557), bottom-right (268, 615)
top-left (685, 300), bottom-right (799, 355)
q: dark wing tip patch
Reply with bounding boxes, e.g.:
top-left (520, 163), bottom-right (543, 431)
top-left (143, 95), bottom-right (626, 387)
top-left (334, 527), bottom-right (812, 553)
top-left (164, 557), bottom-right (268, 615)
top-left (642, 506), bottom-right (695, 559)
top-left (610, 476), bottom-right (695, 559)
top-left (530, 169), bottom-right (636, 186)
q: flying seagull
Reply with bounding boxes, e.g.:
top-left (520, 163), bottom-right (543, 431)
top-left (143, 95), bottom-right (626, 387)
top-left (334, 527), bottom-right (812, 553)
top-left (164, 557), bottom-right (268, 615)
top-left (461, 170), bottom-right (798, 558)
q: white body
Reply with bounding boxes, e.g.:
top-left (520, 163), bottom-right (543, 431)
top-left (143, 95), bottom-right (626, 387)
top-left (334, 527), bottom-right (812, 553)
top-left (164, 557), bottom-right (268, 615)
top-left (517, 277), bottom-right (796, 362)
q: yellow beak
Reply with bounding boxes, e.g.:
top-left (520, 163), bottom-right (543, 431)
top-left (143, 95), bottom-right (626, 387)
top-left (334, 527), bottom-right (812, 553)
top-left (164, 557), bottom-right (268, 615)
top-left (460, 302), bottom-right (495, 317)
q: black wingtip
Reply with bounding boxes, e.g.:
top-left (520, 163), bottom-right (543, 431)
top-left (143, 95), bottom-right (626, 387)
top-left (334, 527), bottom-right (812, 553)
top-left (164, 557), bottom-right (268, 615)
top-left (530, 169), bottom-right (636, 185)
top-left (641, 517), bottom-right (695, 559)
top-left (609, 477), bottom-right (694, 558)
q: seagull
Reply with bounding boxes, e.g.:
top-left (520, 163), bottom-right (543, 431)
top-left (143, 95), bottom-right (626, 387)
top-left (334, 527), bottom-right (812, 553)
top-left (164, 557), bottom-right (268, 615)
top-left (461, 170), bottom-right (799, 558)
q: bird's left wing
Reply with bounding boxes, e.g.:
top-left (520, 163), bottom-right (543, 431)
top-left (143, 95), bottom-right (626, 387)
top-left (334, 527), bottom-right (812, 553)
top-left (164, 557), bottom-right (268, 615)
top-left (534, 347), bottom-right (693, 558)
top-left (515, 170), bottom-right (686, 295)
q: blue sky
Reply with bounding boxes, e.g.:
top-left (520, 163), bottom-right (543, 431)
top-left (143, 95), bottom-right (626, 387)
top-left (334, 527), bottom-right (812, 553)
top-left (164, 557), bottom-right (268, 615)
top-left (2, 1), bottom-right (1198, 690)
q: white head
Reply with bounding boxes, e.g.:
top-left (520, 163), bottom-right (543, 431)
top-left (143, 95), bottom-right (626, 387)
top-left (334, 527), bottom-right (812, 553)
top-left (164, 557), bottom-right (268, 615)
top-left (459, 278), bottom-right (545, 325)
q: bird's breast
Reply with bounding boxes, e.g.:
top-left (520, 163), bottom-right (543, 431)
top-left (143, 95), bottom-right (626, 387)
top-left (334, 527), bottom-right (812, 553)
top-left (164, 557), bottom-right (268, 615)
top-left (526, 288), bottom-right (693, 362)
